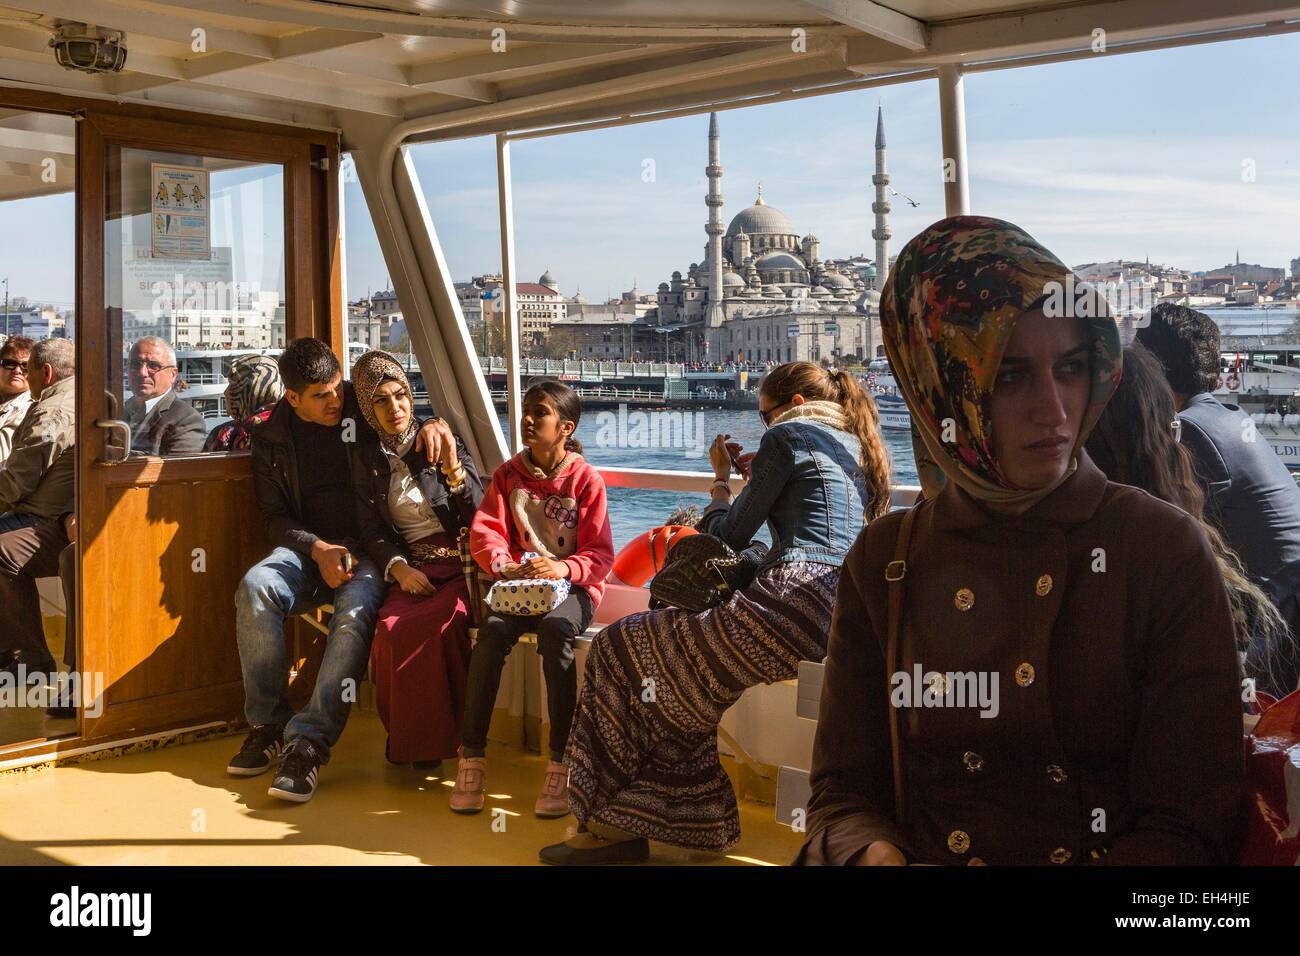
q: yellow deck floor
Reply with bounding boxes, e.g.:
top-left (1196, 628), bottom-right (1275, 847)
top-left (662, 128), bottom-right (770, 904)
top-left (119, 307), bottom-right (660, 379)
top-left (0, 709), bottom-right (804, 866)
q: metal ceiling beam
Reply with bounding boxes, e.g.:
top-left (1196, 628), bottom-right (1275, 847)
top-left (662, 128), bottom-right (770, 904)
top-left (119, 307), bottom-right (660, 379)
top-left (111, 51), bottom-right (403, 115)
top-left (404, 42), bottom-right (647, 87)
top-left (795, 0), bottom-right (928, 51)
top-left (845, 0), bottom-right (1300, 69)
top-left (162, 0), bottom-right (852, 44)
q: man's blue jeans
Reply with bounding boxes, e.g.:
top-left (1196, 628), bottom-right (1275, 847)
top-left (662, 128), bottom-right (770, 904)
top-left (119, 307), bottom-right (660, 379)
top-left (234, 547), bottom-right (384, 762)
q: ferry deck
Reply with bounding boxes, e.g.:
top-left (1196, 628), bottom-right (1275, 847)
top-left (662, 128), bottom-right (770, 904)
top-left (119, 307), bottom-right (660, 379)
top-left (0, 0), bottom-right (1298, 872)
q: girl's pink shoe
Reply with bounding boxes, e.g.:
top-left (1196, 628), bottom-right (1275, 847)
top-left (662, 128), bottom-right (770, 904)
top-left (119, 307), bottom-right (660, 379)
top-left (450, 756), bottom-right (486, 814)
top-left (534, 761), bottom-right (571, 818)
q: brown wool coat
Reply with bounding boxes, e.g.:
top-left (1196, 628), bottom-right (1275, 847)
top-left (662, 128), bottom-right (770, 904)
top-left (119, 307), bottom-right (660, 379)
top-left (796, 454), bottom-right (1246, 866)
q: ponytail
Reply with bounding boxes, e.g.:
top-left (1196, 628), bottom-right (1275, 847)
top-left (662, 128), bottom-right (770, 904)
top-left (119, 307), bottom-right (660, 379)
top-left (830, 369), bottom-right (892, 521)
top-left (760, 362), bottom-right (892, 521)
top-left (565, 435), bottom-right (585, 455)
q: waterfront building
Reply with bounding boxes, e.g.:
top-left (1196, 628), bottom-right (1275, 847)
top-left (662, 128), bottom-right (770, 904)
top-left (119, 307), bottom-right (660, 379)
top-left (653, 110), bottom-right (888, 364)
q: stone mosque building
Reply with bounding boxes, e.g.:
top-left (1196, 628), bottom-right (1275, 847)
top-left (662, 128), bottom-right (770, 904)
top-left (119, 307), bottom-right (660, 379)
top-left (653, 108), bottom-right (893, 365)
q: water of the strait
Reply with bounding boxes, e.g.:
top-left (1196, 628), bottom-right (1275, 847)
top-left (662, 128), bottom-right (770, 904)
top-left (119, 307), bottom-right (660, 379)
top-left (496, 406), bottom-right (917, 552)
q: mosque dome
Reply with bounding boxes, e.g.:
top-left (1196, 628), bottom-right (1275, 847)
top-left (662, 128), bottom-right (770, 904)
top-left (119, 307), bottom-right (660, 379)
top-left (726, 192), bottom-right (796, 238)
top-left (821, 273), bottom-right (853, 290)
top-left (539, 268), bottom-right (559, 291)
top-left (857, 289), bottom-right (882, 311)
top-left (723, 271), bottom-right (746, 288)
top-left (762, 284), bottom-right (785, 297)
top-left (755, 251), bottom-right (807, 271)
top-left (811, 285), bottom-right (832, 297)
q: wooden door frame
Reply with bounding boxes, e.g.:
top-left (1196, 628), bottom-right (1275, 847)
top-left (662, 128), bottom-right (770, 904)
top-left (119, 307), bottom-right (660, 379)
top-left (0, 85), bottom-right (342, 755)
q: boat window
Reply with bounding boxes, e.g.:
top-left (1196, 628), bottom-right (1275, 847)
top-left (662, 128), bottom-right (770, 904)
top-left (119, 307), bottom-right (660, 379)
top-left (964, 35), bottom-right (1296, 336)
top-left (103, 148), bottom-right (285, 458)
top-left (0, 109), bottom-right (78, 748)
top-left (405, 79), bottom-right (941, 548)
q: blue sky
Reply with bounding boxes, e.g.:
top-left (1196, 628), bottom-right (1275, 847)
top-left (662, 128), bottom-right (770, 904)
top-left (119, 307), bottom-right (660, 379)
top-left (349, 30), bottom-right (1300, 301)
top-left (4, 30), bottom-right (1298, 311)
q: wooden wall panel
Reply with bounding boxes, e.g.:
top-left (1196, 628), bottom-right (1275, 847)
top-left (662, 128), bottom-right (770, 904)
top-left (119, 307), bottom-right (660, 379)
top-left (92, 473), bottom-right (263, 705)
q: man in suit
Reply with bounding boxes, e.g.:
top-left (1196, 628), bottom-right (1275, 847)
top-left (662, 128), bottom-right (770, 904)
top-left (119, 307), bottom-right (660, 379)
top-left (124, 336), bottom-right (205, 456)
top-left (1137, 303), bottom-right (1300, 696)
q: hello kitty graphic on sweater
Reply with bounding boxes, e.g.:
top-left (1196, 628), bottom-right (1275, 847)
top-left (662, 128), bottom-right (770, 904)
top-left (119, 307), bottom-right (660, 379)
top-left (470, 450), bottom-right (615, 606)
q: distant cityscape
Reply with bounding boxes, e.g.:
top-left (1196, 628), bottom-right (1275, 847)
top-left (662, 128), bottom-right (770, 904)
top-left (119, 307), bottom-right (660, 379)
top-left (6, 108), bottom-right (1300, 363)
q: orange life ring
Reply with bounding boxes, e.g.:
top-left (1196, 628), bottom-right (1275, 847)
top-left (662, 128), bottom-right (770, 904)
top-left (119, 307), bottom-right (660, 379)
top-left (612, 524), bottom-right (699, 587)
top-left (1225, 373), bottom-right (1241, 391)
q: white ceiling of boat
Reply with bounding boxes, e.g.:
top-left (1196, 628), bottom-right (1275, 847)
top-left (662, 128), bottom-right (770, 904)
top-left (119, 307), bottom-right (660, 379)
top-left (0, 0), bottom-right (1295, 140)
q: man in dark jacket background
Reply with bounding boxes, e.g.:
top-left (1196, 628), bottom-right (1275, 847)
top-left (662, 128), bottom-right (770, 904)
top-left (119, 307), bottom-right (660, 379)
top-left (229, 336), bottom-right (453, 803)
top-left (1137, 303), bottom-right (1300, 696)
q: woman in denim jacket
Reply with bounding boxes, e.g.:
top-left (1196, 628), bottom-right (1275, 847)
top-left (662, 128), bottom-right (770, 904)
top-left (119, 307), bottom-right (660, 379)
top-left (543, 361), bottom-right (891, 864)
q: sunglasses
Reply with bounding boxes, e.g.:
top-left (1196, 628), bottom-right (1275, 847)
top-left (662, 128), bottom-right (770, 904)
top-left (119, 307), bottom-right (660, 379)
top-left (129, 358), bottom-right (175, 373)
top-left (0, 358), bottom-right (26, 373)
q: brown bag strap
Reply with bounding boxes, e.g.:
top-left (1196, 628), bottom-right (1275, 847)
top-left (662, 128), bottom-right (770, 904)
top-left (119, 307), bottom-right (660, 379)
top-left (885, 500), bottom-right (923, 824)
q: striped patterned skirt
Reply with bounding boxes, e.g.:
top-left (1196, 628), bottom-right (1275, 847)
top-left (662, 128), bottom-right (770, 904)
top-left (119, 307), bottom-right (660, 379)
top-left (565, 560), bottom-right (840, 853)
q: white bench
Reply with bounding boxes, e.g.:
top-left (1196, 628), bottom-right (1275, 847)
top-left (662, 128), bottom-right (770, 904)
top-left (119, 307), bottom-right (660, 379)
top-left (775, 659), bottom-right (824, 829)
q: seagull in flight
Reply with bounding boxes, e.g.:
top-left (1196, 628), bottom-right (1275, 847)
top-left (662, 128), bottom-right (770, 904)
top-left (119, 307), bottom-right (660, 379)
top-left (890, 187), bottom-right (920, 208)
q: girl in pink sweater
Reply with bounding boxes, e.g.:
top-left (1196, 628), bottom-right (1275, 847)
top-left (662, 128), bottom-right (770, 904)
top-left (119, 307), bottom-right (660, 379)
top-left (453, 381), bottom-right (614, 817)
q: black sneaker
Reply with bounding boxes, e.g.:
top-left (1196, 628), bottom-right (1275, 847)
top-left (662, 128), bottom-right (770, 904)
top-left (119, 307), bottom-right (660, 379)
top-left (268, 740), bottom-right (321, 803)
top-left (226, 724), bottom-right (285, 777)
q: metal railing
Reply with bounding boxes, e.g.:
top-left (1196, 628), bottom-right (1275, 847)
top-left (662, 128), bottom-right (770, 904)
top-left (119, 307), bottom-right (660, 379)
top-left (598, 465), bottom-right (920, 509)
top-left (475, 356), bottom-right (686, 379)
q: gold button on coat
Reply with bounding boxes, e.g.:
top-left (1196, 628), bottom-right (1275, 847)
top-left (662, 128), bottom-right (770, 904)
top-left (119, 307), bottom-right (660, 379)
top-left (1046, 764), bottom-right (1068, 783)
top-left (1035, 574), bottom-right (1053, 596)
top-left (954, 588), bottom-right (975, 611)
top-left (962, 751), bottom-right (984, 772)
top-left (1049, 848), bottom-right (1072, 864)
top-left (947, 830), bottom-right (971, 854)
top-left (1015, 662), bottom-right (1036, 687)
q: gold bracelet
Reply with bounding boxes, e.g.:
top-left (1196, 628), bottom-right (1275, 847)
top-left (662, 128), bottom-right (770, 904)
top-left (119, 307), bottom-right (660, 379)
top-left (444, 465), bottom-right (467, 489)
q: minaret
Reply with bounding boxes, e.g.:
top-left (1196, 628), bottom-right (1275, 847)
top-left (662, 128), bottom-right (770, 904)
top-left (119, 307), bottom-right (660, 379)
top-left (705, 112), bottom-right (726, 328)
top-left (871, 105), bottom-right (891, 292)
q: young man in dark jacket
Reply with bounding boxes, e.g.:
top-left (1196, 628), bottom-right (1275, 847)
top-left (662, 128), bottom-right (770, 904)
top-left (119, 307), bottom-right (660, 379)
top-left (229, 337), bottom-right (455, 802)
top-left (1137, 304), bottom-right (1300, 696)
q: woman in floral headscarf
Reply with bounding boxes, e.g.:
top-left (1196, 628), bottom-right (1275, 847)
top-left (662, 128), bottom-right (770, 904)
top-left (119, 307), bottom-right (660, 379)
top-left (350, 350), bottom-right (484, 766)
top-left (203, 354), bottom-right (284, 451)
top-left (795, 217), bottom-right (1244, 866)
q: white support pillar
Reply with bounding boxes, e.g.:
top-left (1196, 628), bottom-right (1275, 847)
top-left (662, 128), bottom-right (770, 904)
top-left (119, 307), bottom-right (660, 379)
top-left (937, 64), bottom-right (971, 217)
top-left (346, 129), bottom-right (505, 473)
top-left (496, 133), bottom-right (524, 456)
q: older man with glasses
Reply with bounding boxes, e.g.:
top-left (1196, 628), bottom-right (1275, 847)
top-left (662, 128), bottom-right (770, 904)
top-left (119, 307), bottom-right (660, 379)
top-left (123, 336), bottom-right (205, 456)
top-left (0, 335), bottom-right (36, 467)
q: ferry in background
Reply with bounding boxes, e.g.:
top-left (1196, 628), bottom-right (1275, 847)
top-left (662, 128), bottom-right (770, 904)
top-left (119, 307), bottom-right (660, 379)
top-left (862, 357), bottom-right (910, 429)
top-left (1215, 338), bottom-right (1300, 471)
top-left (169, 343), bottom-right (370, 427)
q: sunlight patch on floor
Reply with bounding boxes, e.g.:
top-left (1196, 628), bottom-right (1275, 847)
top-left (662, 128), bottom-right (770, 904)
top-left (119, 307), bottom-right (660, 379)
top-left (0, 710), bottom-right (804, 866)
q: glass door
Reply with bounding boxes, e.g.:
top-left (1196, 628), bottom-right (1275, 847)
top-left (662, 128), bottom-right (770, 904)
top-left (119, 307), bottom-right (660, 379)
top-left (75, 110), bottom-right (335, 743)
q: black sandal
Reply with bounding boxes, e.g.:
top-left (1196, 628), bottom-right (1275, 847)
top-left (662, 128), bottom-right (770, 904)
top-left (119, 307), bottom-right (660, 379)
top-left (538, 837), bottom-right (650, 866)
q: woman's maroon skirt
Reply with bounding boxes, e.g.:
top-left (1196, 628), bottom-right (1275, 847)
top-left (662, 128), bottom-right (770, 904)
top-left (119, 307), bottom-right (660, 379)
top-left (371, 536), bottom-right (472, 763)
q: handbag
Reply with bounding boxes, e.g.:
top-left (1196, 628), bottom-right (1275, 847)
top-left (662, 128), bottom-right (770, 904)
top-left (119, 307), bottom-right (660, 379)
top-left (486, 551), bottom-right (571, 616)
top-left (649, 533), bottom-right (768, 613)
